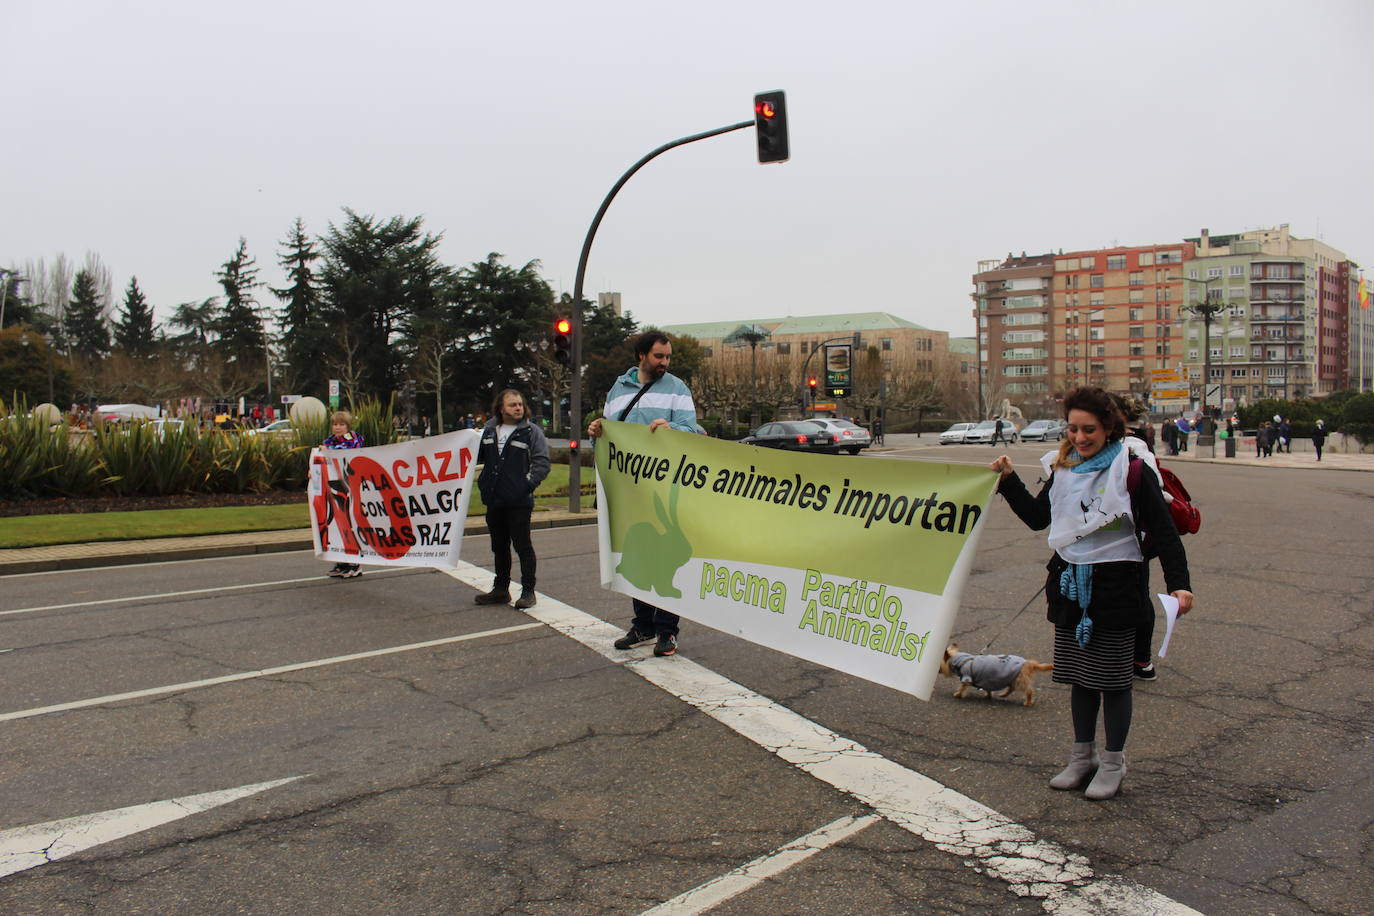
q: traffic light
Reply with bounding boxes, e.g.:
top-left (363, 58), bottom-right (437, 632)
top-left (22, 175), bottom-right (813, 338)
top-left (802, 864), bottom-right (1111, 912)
top-left (754, 90), bottom-right (789, 164)
top-left (807, 376), bottom-right (818, 400)
top-left (553, 317), bottom-right (572, 365)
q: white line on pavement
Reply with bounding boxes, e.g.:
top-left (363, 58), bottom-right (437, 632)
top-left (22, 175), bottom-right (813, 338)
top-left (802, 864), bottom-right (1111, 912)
top-left (0, 777), bottom-right (303, 878)
top-left (642, 814), bottom-right (880, 915)
top-left (0, 570), bottom-right (417, 618)
top-left (440, 562), bottom-right (1201, 916)
top-left (0, 623), bottom-right (543, 722)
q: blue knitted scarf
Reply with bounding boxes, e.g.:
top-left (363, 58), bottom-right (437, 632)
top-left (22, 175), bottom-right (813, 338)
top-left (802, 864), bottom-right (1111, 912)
top-left (1059, 440), bottom-right (1123, 647)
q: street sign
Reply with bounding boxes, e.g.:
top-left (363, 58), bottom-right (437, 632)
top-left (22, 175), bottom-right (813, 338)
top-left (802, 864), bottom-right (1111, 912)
top-left (1152, 387), bottom-right (1190, 400)
top-left (328, 379), bottom-right (340, 410)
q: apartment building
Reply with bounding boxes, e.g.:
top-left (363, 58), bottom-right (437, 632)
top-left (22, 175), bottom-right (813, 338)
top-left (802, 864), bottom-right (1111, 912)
top-left (972, 245), bottom-right (1191, 411)
top-left (1184, 226), bottom-right (1360, 405)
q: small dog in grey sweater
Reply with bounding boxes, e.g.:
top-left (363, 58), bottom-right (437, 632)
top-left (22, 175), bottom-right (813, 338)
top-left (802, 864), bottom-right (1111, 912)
top-left (940, 644), bottom-right (1054, 707)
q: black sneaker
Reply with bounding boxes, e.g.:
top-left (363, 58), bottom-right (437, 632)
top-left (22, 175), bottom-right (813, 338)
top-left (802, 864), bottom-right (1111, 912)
top-left (613, 627), bottom-right (653, 650)
top-left (326, 563), bottom-right (344, 577)
top-left (339, 565), bottom-right (362, 579)
top-left (474, 589), bottom-right (511, 605)
top-left (653, 633), bottom-right (678, 657)
top-left (1134, 663), bottom-right (1158, 680)
top-left (514, 590), bottom-right (537, 609)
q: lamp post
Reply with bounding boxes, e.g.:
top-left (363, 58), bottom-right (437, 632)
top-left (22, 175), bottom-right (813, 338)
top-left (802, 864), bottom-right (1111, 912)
top-left (1180, 275), bottom-right (1225, 422)
top-left (0, 269), bottom-right (9, 330)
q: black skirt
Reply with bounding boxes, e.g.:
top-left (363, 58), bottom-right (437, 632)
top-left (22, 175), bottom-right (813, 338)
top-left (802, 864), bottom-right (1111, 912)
top-left (1052, 625), bottom-right (1134, 691)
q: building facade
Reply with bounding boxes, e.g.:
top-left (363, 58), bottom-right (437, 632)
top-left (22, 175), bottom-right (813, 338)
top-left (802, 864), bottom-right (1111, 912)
top-left (972, 225), bottom-right (1367, 413)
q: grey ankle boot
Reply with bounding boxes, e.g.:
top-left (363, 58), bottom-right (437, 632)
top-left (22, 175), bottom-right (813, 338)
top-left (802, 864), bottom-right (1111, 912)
top-left (1084, 750), bottom-right (1126, 800)
top-left (1049, 742), bottom-right (1099, 790)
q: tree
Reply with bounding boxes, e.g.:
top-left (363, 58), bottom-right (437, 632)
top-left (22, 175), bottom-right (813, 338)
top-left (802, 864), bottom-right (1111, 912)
top-left (318, 210), bottom-right (451, 399)
top-left (0, 325), bottom-right (73, 406)
top-left (64, 268), bottom-right (111, 358)
top-left (0, 270), bottom-right (35, 329)
top-left (215, 237), bottom-right (266, 372)
top-left (270, 218), bottom-right (328, 397)
top-left (113, 276), bottom-right (157, 356)
top-left (447, 252), bottom-right (554, 409)
top-left (168, 298), bottom-right (219, 355)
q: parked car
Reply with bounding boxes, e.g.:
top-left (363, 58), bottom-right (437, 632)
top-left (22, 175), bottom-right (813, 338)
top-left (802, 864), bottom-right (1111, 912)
top-left (938, 422), bottom-right (976, 445)
top-left (245, 419), bottom-right (293, 437)
top-left (1019, 419), bottom-right (1065, 442)
top-left (803, 418), bottom-right (871, 455)
top-left (963, 419), bottom-right (1019, 445)
top-left (742, 421), bottom-right (844, 454)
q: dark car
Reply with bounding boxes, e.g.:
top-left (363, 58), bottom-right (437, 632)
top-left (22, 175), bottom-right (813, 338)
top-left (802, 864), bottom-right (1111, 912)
top-left (804, 418), bottom-right (872, 455)
top-left (742, 421), bottom-right (843, 454)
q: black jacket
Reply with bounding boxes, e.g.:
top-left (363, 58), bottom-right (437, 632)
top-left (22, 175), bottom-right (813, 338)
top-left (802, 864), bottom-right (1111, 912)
top-left (997, 457), bottom-right (1191, 630)
top-left (476, 419), bottom-right (551, 509)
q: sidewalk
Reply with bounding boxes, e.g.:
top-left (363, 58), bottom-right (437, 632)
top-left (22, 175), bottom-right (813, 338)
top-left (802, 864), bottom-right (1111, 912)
top-left (1160, 446), bottom-right (1374, 472)
top-left (0, 507), bottom-right (600, 577)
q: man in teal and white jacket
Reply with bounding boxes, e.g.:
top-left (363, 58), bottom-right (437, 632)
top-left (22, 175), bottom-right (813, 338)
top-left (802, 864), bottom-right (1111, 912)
top-left (588, 331), bottom-right (703, 657)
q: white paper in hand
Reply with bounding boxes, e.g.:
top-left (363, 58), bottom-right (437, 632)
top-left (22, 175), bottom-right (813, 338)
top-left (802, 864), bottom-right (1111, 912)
top-left (1156, 593), bottom-right (1181, 658)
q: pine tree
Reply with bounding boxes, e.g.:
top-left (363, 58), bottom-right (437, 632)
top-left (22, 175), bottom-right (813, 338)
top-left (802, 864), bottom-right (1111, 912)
top-left (270, 218), bottom-right (328, 396)
top-left (113, 276), bottom-right (157, 356)
top-left (215, 238), bottom-right (265, 367)
top-left (64, 269), bottom-right (111, 357)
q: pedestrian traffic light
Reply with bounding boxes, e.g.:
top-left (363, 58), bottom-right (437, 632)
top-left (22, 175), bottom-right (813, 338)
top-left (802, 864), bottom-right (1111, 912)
top-left (553, 318), bottom-right (572, 365)
top-left (754, 90), bottom-right (789, 164)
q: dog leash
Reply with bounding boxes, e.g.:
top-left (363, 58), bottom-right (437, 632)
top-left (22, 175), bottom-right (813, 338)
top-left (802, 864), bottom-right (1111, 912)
top-left (980, 584), bottom-right (1046, 653)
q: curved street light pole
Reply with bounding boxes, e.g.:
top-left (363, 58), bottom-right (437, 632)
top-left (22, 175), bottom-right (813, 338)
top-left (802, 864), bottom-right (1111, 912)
top-left (567, 119), bottom-right (753, 512)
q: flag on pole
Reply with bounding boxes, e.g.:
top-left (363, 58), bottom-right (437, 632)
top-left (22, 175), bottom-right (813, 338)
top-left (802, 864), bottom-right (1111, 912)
top-left (1360, 272), bottom-right (1369, 310)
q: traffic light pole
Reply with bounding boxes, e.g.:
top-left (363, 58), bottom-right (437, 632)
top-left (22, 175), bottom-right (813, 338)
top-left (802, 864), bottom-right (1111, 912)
top-left (567, 118), bottom-right (753, 513)
top-left (797, 335), bottom-right (860, 412)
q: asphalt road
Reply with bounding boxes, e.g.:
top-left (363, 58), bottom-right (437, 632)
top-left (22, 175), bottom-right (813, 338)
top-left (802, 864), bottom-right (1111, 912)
top-left (1, 441), bottom-right (1371, 915)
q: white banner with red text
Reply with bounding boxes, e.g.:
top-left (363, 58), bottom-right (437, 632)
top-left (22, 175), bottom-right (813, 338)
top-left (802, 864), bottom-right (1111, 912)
top-left (310, 430), bottom-right (480, 568)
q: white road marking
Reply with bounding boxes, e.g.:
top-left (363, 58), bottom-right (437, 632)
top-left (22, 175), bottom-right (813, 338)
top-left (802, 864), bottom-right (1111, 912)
top-left (642, 814), bottom-right (880, 915)
top-left (0, 623), bottom-right (542, 722)
top-left (0, 777), bottom-right (303, 878)
top-left (0, 570), bottom-right (416, 618)
top-left (441, 562), bottom-right (1201, 915)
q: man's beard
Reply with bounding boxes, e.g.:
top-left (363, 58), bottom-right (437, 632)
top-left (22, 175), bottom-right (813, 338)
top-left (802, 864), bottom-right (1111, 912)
top-left (646, 364), bottom-right (666, 380)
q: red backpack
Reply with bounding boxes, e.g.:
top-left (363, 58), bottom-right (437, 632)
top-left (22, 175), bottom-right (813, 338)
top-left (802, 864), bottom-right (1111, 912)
top-left (1127, 458), bottom-right (1201, 550)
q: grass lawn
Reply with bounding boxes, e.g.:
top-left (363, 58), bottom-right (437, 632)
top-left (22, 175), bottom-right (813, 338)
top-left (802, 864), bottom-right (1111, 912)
top-left (0, 464), bottom-right (594, 549)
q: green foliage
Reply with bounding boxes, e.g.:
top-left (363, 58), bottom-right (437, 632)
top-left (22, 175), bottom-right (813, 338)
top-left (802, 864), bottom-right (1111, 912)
top-left (0, 326), bottom-right (74, 406)
top-left (113, 276), bottom-right (157, 356)
top-left (271, 217), bottom-right (328, 398)
top-left (0, 397), bottom-right (103, 499)
top-left (215, 237), bottom-right (266, 368)
top-left (1340, 392), bottom-right (1374, 445)
top-left (64, 269), bottom-right (111, 356)
top-left (445, 253), bottom-right (555, 410)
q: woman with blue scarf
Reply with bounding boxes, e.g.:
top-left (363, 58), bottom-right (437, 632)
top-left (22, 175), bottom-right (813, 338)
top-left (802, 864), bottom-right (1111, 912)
top-left (991, 388), bottom-right (1194, 800)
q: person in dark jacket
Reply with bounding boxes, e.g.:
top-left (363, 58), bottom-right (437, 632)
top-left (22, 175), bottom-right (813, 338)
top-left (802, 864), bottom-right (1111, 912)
top-left (1312, 419), bottom-right (1327, 461)
top-left (474, 389), bottom-right (550, 609)
top-left (991, 387), bottom-right (1194, 800)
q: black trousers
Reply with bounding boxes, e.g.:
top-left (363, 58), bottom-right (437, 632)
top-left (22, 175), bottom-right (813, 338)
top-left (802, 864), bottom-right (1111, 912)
top-left (632, 597), bottom-right (679, 636)
top-left (486, 505), bottom-right (535, 591)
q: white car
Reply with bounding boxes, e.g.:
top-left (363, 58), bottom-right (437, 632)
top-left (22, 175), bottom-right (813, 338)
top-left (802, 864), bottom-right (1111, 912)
top-left (245, 419), bottom-right (293, 436)
top-left (938, 422), bottom-right (976, 444)
top-left (963, 419), bottom-right (1019, 445)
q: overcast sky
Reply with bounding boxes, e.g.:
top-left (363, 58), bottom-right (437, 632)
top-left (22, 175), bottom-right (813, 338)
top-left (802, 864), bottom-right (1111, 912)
top-left (4, 0), bottom-right (1372, 340)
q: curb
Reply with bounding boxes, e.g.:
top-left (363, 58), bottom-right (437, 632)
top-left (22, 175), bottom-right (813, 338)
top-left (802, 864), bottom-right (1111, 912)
top-left (0, 511), bottom-right (600, 577)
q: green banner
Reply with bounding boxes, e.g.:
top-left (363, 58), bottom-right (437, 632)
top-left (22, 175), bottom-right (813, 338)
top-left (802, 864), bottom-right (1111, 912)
top-left (595, 421), bottom-right (996, 699)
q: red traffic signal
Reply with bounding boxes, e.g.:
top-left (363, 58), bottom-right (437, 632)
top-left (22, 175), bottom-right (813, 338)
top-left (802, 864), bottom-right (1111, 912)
top-left (807, 376), bottom-right (818, 389)
top-left (754, 90), bottom-right (789, 164)
top-left (553, 318), bottom-right (572, 365)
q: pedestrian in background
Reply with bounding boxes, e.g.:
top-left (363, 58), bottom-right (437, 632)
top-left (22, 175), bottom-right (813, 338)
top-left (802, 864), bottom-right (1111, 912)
top-left (473, 389), bottom-right (550, 609)
top-left (990, 416), bottom-right (1006, 447)
top-left (1279, 417), bottom-right (1292, 453)
top-left (588, 330), bottom-right (704, 658)
top-left (323, 410), bottom-right (365, 579)
top-left (991, 387), bottom-right (1193, 800)
top-left (1312, 419), bottom-right (1327, 462)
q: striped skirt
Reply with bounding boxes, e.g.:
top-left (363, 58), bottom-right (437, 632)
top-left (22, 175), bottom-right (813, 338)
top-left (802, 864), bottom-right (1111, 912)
top-left (1051, 625), bottom-right (1134, 691)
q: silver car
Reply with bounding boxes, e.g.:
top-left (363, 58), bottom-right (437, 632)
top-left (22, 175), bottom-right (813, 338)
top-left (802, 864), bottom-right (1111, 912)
top-left (804, 418), bottom-right (872, 455)
top-left (963, 419), bottom-right (1019, 445)
top-left (1019, 419), bottom-right (1064, 442)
